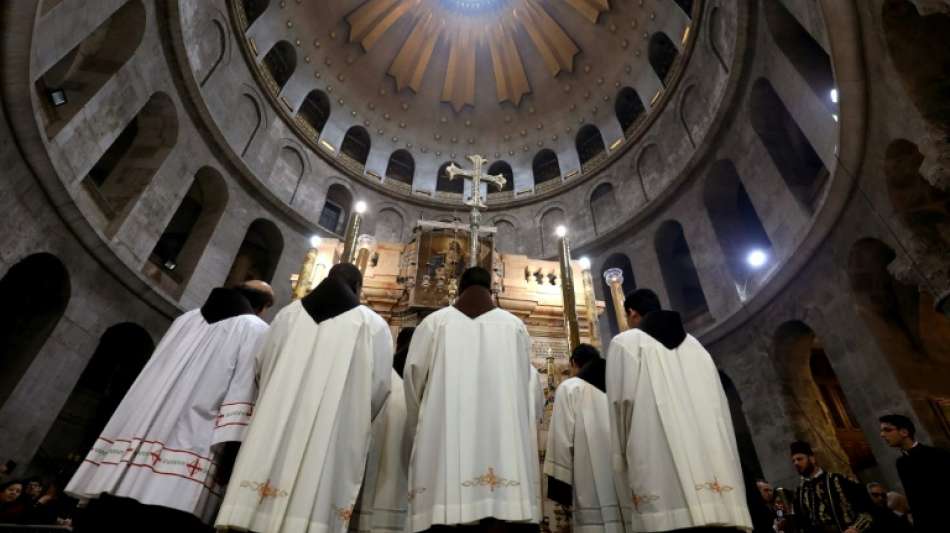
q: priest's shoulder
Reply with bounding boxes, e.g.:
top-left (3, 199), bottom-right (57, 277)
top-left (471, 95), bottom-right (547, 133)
top-left (555, 376), bottom-right (584, 395)
top-left (609, 328), bottom-right (653, 349)
top-left (356, 304), bottom-right (389, 329)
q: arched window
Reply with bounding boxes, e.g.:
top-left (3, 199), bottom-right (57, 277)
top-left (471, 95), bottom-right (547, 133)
top-left (298, 90), bottom-right (330, 139)
top-left (539, 207), bottom-right (565, 257)
top-left (83, 92), bottom-right (179, 225)
top-left (374, 208), bottom-right (405, 243)
top-left (703, 160), bottom-right (774, 283)
top-left (319, 184), bottom-right (353, 234)
top-left (385, 150), bottom-right (415, 185)
top-left (225, 219), bottom-right (284, 285)
top-left (0, 254), bottom-right (70, 408)
top-left (340, 126), bottom-right (371, 167)
top-left (749, 78), bottom-right (828, 213)
top-left (436, 161), bottom-right (464, 194)
top-left (34, 323), bottom-right (153, 478)
top-left (242, 0), bottom-right (270, 26)
top-left (655, 221), bottom-right (708, 321)
top-left (261, 41), bottom-right (296, 91)
top-left (493, 219), bottom-right (518, 254)
top-left (649, 33), bottom-right (679, 85)
top-left (235, 93), bottom-right (262, 156)
top-left (615, 87), bottom-right (646, 134)
top-left (763, 0), bottom-right (835, 111)
top-left (600, 253), bottom-right (636, 335)
top-left (148, 167), bottom-right (228, 294)
top-left (487, 161), bottom-right (514, 194)
top-left (532, 149), bottom-right (561, 185)
top-left (34, 0), bottom-right (146, 139)
top-left (590, 182), bottom-right (619, 234)
top-left (885, 139), bottom-right (950, 252)
top-left (575, 125), bottom-right (606, 168)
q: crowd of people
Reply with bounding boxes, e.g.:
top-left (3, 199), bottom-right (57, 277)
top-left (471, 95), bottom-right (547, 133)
top-left (2, 265), bottom-right (949, 533)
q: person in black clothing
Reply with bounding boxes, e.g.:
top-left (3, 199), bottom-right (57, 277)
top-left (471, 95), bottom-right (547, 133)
top-left (790, 441), bottom-right (875, 533)
top-left (865, 482), bottom-right (913, 533)
top-left (880, 413), bottom-right (950, 533)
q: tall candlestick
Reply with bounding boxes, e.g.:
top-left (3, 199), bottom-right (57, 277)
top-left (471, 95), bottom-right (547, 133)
top-left (603, 268), bottom-right (629, 332)
top-left (355, 234), bottom-right (377, 275)
top-left (293, 236), bottom-right (322, 299)
top-left (341, 201), bottom-right (367, 264)
top-left (579, 257), bottom-right (601, 348)
top-left (556, 226), bottom-right (580, 352)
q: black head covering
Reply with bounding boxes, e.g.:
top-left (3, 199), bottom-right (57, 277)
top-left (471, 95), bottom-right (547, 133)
top-left (200, 288), bottom-right (255, 324)
top-left (639, 310), bottom-right (687, 349)
top-left (790, 440), bottom-right (814, 456)
top-left (576, 357), bottom-right (606, 393)
top-left (393, 327), bottom-right (416, 378)
top-left (624, 288), bottom-right (661, 315)
top-left (300, 275), bottom-right (361, 324)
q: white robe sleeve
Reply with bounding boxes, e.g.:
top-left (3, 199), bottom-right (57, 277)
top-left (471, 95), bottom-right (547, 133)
top-left (606, 336), bottom-right (639, 477)
top-left (544, 381), bottom-right (575, 485)
top-left (370, 319), bottom-right (395, 421)
top-left (403, 319), bottom-right (435, 438)
top-left (212, 320), bottom-right (269, 445)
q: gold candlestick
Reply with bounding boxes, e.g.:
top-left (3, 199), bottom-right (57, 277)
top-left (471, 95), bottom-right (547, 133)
top-left (578, 257), bottom-right (601, 348)
top-left (556, 226), bottom-right (580, 352)
top-left (292, 236), bottom-right (322, 299)
top-left (354, 234), bottom-right (377, 275)
top-left (341, 201), bottom-right (367, 264)
top-left (603, 267), bottom-right (628, 332)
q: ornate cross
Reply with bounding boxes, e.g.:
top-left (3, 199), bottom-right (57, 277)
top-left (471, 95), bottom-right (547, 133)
top-left (447, 154), bottom-right (507, 267)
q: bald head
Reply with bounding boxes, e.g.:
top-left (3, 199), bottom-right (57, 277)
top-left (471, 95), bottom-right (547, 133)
top-left (327, 263), bottom-right (363, 294)
top-left (237, 280), bottom-right (275, 316)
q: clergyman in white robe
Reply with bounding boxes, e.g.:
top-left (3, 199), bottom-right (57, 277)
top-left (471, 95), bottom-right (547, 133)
top-left (404, 267), bottom-right (541, 532)
top-left (544, 346), bottom-right (630, 533)
top-left (606, 304), bottom-right (752, 532)
top-left (216, 265), bottom-right (393, 533)
top-left (66, 286), bottom-right (270, 525)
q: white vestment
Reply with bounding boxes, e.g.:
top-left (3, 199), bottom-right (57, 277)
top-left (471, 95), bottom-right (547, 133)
top-left (404, 306), bottom-right (542, 531)
top-left (65, 309), bottom-right (268, 523)
top-left (545, 377), bottom-right (630, 533)
top-left (351, 370), bottom-right (411, 532)
top-left (606, 329), bottom-right (753, 532)
top-left (215, 302), bottom-right (394, 533)
top-left (529, 366), bottom-right (545, 426)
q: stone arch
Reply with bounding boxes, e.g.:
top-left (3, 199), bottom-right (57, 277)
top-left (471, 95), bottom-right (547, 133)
top-left (241, 0), bottom-right (270, 27)
top-left (882, 1), bottom-right (950, 187)
top-left (589, 181), bottom-right (619, 234)
top-left (298, 90), bottom-right (330, 139)
top-left (82, 91), bottom-right (179, 230)
top-left (437, 161), bottom-right (464, 193)
top-left (708, 5), bottom-right (730, 72)
top-left (487, 161), bottom-right (514, 194)
top-left (649, 32), bottom-right (679, 86)
top-left (576, 125), bottom-right (606, 169)
top-left (272, 144), bottom-right (306, 202)
top-left (763, 0), bottom-right (836, 110)
top-left (340, 126), bottom-right (371, 167)
top-left (532, 149), bottom-right (561, 186)
top-left (34, 0), bottom-right (146, 138)
top-left (492, 216), bottom-right (519, 254)
top-left (749, 78), bottom-right (829, 213)
top-left (654, 220), bottom-right (709, 321)
top-left (679, 83), bottom-right (705, 146)
top-left (615, 87), bottom-right (646, 135)
top-left (147, 166), bottom-right (229, 296)
top-left (703, 160), bottom-right (774, 283)
top-left (33, 322), bottom-right (153, 479)
top-left (599, 252), bottom-right (636, 335)
top-left (198, 18), bottom-right (228, 87)
top-left (225, 218), bottom-right (284, 285)
top-left (719, 371), bottom-right (765, 484)
top-left (236, 90), bottom-right (264, 156)
top-left (848, 238), bottom-right (950, 445)
top-left (636, 143), bottom-right (662, 195)
top-left (319, 183), bottom-right (354, 234)
top-left (374, 207), bottom-right (405, 243)
top-left (386, 149), bottom-right (415, 185)
top-left (539, 207), bottom-right (566, 257)
top-left (0, 254), bottom-right (70, 409)
top-left (771, 320), bottom-right (878, 478)
top-left (261, 40), bottom-right (296, 91)
top-left (884, 139), bottom-right (950, 255)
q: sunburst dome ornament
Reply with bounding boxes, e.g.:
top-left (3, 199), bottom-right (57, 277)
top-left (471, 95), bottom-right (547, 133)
top-left (346, 0), bottom-right (609, 112)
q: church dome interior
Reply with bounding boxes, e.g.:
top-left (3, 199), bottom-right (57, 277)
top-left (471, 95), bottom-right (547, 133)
top-left (1, 0), bottom-right (950, 525)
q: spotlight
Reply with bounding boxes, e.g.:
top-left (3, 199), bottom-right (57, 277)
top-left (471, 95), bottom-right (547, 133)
top-left (746, 249), bottom-right (768, 269)
top-left (47, 88), bottom-right (67, 107)
top-left (579, 257), bottom-right (591, 270)
top-left (354, 200), bottom-right (368, 214)
top-left (832, 114), bottom-right (839, 122)
top-left (163, 260), bottom-right (177, 271)
top-left (555, 225), bottom-right (567, 238)
top-left (830, 88), bottom-right (839, 104)
top-left (309, 235), bottom-right (322, 248)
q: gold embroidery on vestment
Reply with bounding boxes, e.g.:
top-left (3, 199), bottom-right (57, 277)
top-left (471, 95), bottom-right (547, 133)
top-left (632, 493), bottom-right (660, 513)
top-left (240, 479), bottom-right (288, 504)
top-left (461, 467), bottom-right (520, 492)
top-left (333, 505), bottom-right (354, 523)
top-left (695, 478), bottom-right (734, 494)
